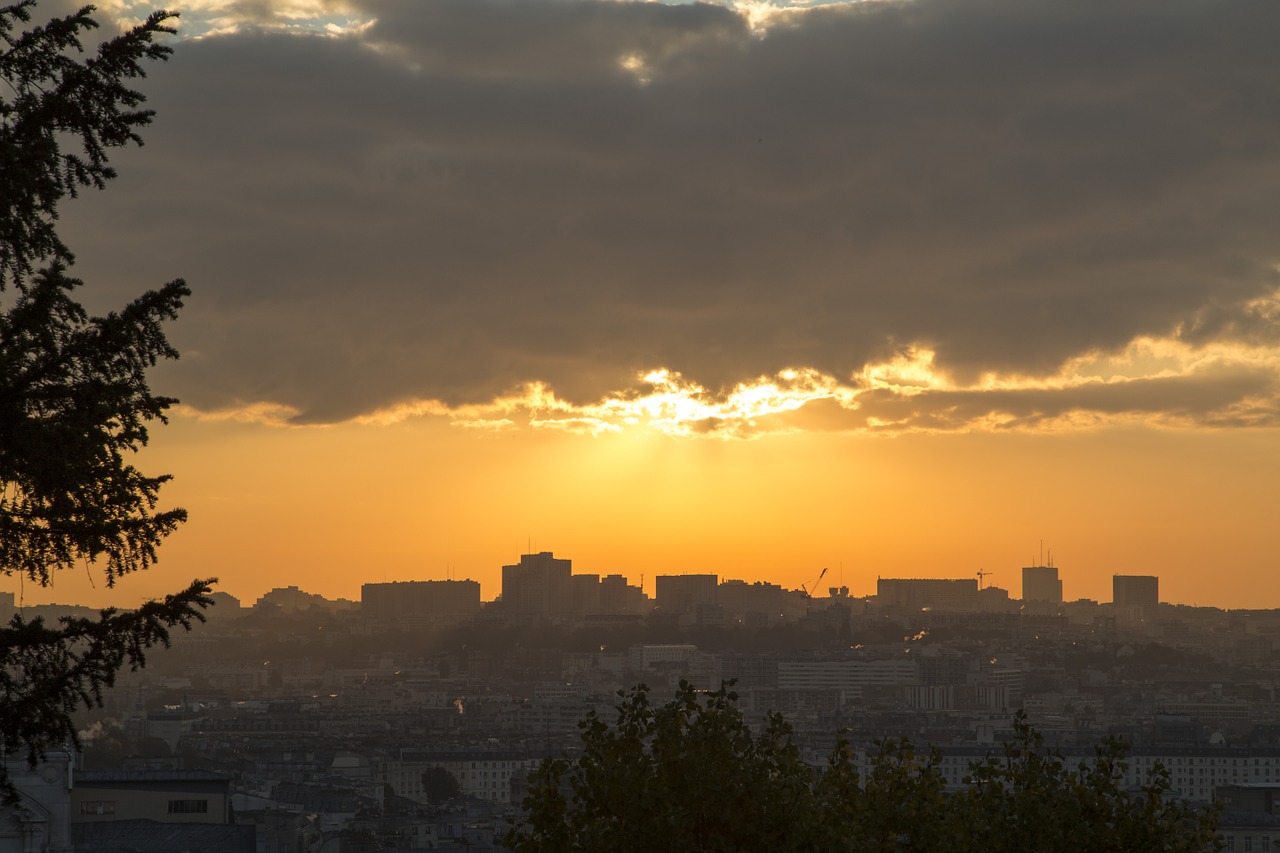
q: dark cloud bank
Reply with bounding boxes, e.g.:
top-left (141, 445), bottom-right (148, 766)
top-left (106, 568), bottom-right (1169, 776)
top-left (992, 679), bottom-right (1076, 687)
top-left (61, 0), bottom-right (1280, 425)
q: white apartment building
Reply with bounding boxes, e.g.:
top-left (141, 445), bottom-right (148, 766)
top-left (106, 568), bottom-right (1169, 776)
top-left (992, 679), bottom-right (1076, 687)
top-left (777, 658), bottom-right (920, 692)
top-left (908, 745), bottom-right (1280, 804)
top-left (379, 752), bottom-right (541, 805)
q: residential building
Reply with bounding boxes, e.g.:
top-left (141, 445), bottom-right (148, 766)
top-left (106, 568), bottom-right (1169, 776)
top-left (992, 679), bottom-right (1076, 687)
top-left (1114, 574), bottom-right (1159, 624)
top-left (501, 552), bottom-right (573, 617)
top-left (877, 578), bottom-right (980, 612)
top-left (655, 574), bottom-right (718, 614)
top-left (361, 579), bottom-right (481, 628)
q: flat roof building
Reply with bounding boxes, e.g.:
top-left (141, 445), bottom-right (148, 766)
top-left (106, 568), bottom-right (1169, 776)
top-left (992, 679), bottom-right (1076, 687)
top-left (501, 551), bottom-right (573, 617)
top-left (1113, 574), bottom-right (1159, 624)
top-left (1022, 566), bottom-right (1063, 615)
top-left (877, 578), bottom-right (979, 612)
top-left (361, 579), bottom-right (481, 625)
top-left (655, 574), bottom-right (718, 614)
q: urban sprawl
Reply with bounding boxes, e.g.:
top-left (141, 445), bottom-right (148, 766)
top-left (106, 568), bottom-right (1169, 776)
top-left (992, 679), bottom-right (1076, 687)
top-left (7, 552), bottom-right (1280, 851)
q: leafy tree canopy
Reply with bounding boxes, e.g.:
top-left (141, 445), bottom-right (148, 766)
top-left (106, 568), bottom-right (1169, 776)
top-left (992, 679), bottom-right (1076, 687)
top-left (1, 0), bottom-right (213, 799)
top-left (507, 682), bottom-right (1220, 853)
top-left (421, 766), bottom-right (461, 802)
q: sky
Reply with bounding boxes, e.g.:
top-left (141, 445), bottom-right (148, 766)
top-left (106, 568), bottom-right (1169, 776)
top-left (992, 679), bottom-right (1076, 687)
top-left (7, 0), bottom-right (1280, 610)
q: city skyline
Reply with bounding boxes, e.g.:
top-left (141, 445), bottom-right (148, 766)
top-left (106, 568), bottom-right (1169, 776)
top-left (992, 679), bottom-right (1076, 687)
top-left (0, 543), bottom-right (1213, 612)
top-left (5, 0), bottom-right (1279, 612)
top-left (7, 2), bottom-right (1279, 850)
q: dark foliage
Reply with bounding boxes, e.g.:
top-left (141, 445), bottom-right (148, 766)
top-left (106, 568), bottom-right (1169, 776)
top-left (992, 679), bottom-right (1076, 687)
top-left (0, 264), bottom-right (190, 586)
top-left (1, 0), bottom-right (213, 799)
top-left (507, 682), bottom-right (1221, 853)
top-left (420, 766), bottom-right (461, 802)
top-left (1, 0), bottom-right (174, 283)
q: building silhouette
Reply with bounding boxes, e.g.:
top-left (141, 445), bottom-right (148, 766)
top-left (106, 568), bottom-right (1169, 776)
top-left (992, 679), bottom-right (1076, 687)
top-left (1113, 574), bottom-right (1159, 625)
top-left (877, 578), bottom-right (978, 612)
top-left (1022, 566), bottom-right (1063, 615)
top-left (655, 574), bottom-right (717, 612)
top-left (361, 580), bottom-right (481, 627)
top-left (501, 551), bottom-right (573, 617)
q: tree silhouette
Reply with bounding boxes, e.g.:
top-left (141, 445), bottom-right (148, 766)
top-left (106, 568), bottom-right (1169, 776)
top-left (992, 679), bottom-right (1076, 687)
top-left (421, 766), bottom-right (461, 802)
top-left (1, 0), bottom-right (213, 799)
top-left (507, 682), bottom-right (1221, 852)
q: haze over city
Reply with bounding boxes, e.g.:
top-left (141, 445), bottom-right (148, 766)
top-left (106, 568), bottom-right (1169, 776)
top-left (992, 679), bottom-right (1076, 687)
top-left (14, 0), bottom-right (1280, 849)
top-left (5, 0), bottom-right (1280, 611)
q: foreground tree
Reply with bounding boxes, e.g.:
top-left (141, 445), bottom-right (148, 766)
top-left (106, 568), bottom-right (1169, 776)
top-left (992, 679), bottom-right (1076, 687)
top-left (420, 766), bottom-right (461, 802)
top-left (951, 723), bottom-right (1220, 853)
top-left (1, 0), bottom-right (213, 798)
top-left (510, 683), bottom-right (817, 852)
top-left (506, 682), bottom-right (1220, 853)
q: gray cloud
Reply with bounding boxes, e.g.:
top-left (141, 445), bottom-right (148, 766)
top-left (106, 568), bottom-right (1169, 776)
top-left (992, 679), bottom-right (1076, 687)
top-left (57, 0), bottom-right (1280, 423)
top-left (851, 366), bottom-right (1280, 433)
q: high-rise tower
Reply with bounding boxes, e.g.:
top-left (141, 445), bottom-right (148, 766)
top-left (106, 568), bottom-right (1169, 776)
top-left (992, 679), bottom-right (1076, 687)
top-left (1022, 565), bottom-right (1063, 614)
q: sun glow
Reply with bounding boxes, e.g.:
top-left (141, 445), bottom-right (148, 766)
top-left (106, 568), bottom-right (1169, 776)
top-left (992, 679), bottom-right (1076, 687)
top-left (860, 347), bottom-right (951, 394)
top-left (618, 52), bottom-right (652, 85)
top-left (96, 0), bottom-right (373, 39)
top-left (177, 323), bottom-right (1280, 438)
top-left (94, 0), bottom-right (870, 41)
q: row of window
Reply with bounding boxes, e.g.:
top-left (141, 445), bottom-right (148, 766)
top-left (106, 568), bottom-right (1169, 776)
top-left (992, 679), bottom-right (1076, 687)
top-left (80, 799), bottom-right (209, 815)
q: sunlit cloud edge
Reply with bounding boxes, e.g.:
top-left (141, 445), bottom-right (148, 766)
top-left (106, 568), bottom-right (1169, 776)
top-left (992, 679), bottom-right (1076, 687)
top-left (172, 333), bottom-right (1280, 438)
top-left (95, 0), bottom-right (872, 42)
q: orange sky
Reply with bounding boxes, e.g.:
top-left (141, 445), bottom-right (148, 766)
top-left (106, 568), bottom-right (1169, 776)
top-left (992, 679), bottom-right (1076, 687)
top-left (7, 411), bottom-right (1277, 611)
top-left (8, 0), bottom-right (1280, 615)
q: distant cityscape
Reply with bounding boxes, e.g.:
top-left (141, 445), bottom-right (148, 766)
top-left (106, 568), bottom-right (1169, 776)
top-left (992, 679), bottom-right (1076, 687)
top-left (7, 550), bottom-right (1280, 852)
top-left (0, 549), bottom-right (1169, 630)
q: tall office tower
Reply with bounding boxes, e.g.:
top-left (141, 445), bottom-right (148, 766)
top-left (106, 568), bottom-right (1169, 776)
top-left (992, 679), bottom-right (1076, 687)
top-left (599, 574), bottom-right (646, 614)
top-left (1022, 566), bottom-right (1064, 615)
top-left (570, 573), bottom-right (602, 614)
top-left (1113, 574), bottom-right (1159, 619)
top-left (501, 551), bottom-right (573, 616)
top-left (600, 574), bottom-right (628, 611)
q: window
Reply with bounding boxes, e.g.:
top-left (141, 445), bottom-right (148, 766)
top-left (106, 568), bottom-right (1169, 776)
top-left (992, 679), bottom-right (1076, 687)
top-left (167, 799), bottom-right (209, 814)
top-left (79, 801), bottom-right (115, 816)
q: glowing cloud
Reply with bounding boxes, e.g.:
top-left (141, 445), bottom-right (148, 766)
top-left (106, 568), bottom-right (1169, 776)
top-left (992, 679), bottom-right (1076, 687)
top-left (177, 322), bottom-right (1280, 438)
top-left (95, 0), bottom-right (372, 38)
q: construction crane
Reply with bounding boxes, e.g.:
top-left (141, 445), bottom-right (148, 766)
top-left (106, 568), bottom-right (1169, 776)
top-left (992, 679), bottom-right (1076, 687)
top-left (802, 567), bottom-right (829, 599)
top-left (976, 568), bottom-right (995, 589)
